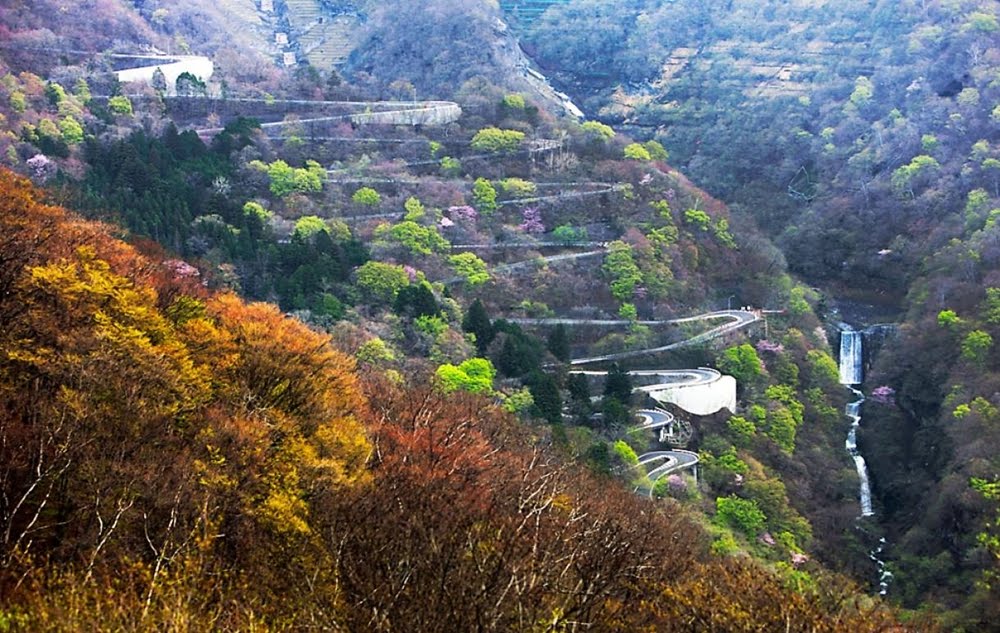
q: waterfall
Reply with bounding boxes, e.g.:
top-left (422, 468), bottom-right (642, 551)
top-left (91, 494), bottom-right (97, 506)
top-left (838, 324), bottom-right (891, 594)
top-left (870, 537), bottom-right (894, 596)
top-left (839, 328), bottom-right (863, 385)
top-left (839, 326), bottom-right (871, 516)
top-left (845, 387), bottom-right (874, 517)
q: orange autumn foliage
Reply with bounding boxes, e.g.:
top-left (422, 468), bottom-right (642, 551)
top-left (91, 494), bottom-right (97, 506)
top-left (0, 169), bottom-right (370, 624)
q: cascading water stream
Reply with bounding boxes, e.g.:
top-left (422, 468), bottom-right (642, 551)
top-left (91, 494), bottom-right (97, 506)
top-left (844, 386), bottom-right (874, 517)
top-left (839, 325), bottom-right (892, 594)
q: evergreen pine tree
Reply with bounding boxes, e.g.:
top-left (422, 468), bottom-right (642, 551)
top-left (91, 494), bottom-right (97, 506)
top-left (528, 372), bottom-right (563, 424)
top-left (601, 397), bottom-right (630, 429)
top-left (394, 282), bottom-right (439, 319)
top-left (151, 67), bottom-right (168, 94)
top-left (603, 363), bottom-right (633, 403)
top-left (567, 373), bottom-right (591, 404)
top-left (547, 323), bottom-right (571, 362)
top-left (567, 372), bottom-right (593, 425)
top-left (497, 335), bottom-right (522, 377)
top-left (462, 298), bottom-right (494, 354)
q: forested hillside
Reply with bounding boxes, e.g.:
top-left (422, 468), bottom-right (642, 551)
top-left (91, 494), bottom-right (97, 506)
top-left (0, 169), bottom-right (902, 630)
top-left (528, 0), bottom-right (1000, 299)
top-left (2, 0), bottom-right (991, 628)
top-left (513, 0), bottom-right (1000, 627)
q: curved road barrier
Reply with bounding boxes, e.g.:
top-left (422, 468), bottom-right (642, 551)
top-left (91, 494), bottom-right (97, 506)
top-left (509, 310), bottom-right (759, 364)
top-left (638, 450), bottom-right (700, 480)
top-left (569, 310), bottom-right (759, 365)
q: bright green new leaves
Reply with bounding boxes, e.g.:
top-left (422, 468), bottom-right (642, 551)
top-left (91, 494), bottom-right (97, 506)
top-left (647, 217), bottom-right (679, 248)
top-left (718, 344), bottom-right (762, 383)
top-left (243, 201), bottom-right (273, 221)
top-left (354, 261), bottom-right (410, 304)
top-left (763, 384), bottom-right (806, 453)
top-left (727, 416), bottom-right (757, 445)
top-left (938, 309), bottom-right (962, 328)
top-left (107, 95), bottom-right (133, 116)
top-left (766, 408), bottom-right (799, 453)
top-left (643, 140), bottom-right (669, 161)
top-left (624, 143), bottom-right (652, 161)
top-left (603, 240), bottom-right (642, 302)
top-left (981, 288), bottom-right (1000, 325)
top-left (472, 177), bottom-right (497, 215)
top-left (713, 218), bottom-right (736, 248)
top-left (448, 252), bottom-right (490, 287)
top-left (470, 127), bottom-right (525, 153)
top-left (9, 91), bottom-right (26, 113)
top-left (715, 495), bottom-right (766, 536)
top-left (59, 116), bottom-right (84, 145)
top-left (891, 155), bottom-right (940, 196)
top-left (352, 186), bottom-right (381, 206)
top-left (849, 76), bottom-right (874, 107)
top-left (806, 350), bottom-right (840, 389)
top-left (435, 357), bottom-right (496, 394)
top-left (376, 221), bottom-right (449, 256)
top-left (501, 93), bottom-right (525, 109)
top-left (612, 440), bottom-right (639, 466)
top-left (961, 330), bottom-right (993, 365)
top-left (498, 177), bottom-right (536, 198)
top-left (265, 159), bottom-right (324, 197)
top-left (581, 120), bottom-right (614, 141)
top-left (618, 302), bottom-right (638, 321)
top-left (623, 140), bottom-right (668, 162)
top-left (502, 388), bottom-right (534, 414)
top-left (684, 208), bottom-right (712, 232)
top-left (403, 196), bottom-right (425, 221)
top-left (293, 216), bottom-right (328, 239)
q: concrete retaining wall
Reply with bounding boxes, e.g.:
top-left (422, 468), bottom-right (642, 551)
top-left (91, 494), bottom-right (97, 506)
top-left (116, 56), bottom-right (215, 96)
top-left (349, 103), bottom-right (463, 126)
top-left (648, 374), bottom-right (737, 416)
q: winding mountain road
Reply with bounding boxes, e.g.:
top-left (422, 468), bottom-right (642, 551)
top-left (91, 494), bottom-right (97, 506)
top-left (638, 450), bottom-right (700, 481)
top-left (537, 313), bottom-right (760, 489)
top-left (570, 310), bottom-right (759, 365)
top-left (510, 310), bottom-right (759, 365)
top-left (573, 368), bottom-right (722, 393)
top-left (194, 99), bottom-right (462, 134)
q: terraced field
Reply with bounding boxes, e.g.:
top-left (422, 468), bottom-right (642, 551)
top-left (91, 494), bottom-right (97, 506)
top-left (285, 0), bottom-right (360, 69)
top-left (499, 0), bottom-right (571, 26)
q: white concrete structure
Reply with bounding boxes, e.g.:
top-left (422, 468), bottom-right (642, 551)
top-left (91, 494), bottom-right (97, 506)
top-left (646, 372), bottom-right (737, 416)
top-left (115, 55), bottom-right (214, 96)
top-left (573, 367), bottom-right (738, 416)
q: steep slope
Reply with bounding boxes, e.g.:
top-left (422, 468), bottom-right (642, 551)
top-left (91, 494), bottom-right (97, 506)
top-left (0, 0), bottom-right (890, 596)
top-left (511, 0), bottom-right (1000, 625)
top-left (0, 0), bottom-right (937, 621)
top-left (523, 0), bottom-right (999, 300)
top-left (0, 168), bottom-right (902, 630)
top-left (344, 0), bottom-right (572, 113)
